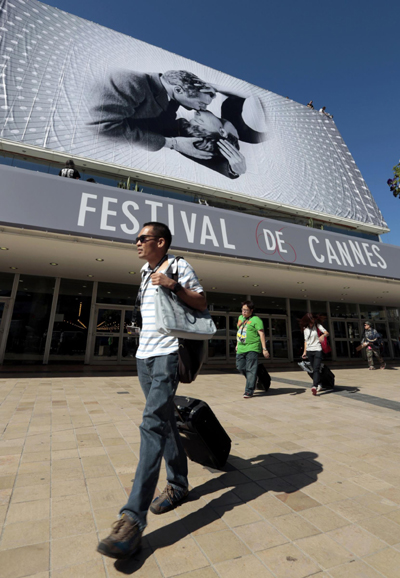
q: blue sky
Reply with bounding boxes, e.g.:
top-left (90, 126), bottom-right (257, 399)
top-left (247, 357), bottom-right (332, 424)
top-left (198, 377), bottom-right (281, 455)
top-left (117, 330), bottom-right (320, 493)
top-left (42, 0), bottom-right (400, 246)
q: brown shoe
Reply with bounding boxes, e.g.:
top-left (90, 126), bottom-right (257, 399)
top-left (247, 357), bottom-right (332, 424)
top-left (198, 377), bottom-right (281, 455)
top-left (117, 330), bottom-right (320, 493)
top-left (97, 513), bottom-right (141, 559)
top-left (150, 484), bottom-right (189, 515)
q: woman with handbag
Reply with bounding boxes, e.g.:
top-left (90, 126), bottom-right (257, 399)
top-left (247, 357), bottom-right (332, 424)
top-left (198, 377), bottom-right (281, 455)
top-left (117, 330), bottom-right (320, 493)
top-left (300, 313), bottom-right (331, 396)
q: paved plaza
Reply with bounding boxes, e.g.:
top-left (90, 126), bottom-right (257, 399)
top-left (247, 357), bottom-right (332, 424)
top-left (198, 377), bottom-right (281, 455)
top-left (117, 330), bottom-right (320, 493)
top-left (1, 365), bottom-right (400, 578)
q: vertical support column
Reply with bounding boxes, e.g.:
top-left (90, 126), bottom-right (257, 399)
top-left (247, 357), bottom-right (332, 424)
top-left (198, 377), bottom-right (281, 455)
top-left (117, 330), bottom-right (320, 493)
top-left (326, 301), bottom-right (336, 360)
top-left (85, 281), bottom-right (98, 365)
top-left (384, 307), bottom-right (394, 359)
top-left (286, 298), bottom-right (293, 362)
top-left (0, 273), bottom-right (19, 365)
top-left (43, 277), bottom-right (61, 364)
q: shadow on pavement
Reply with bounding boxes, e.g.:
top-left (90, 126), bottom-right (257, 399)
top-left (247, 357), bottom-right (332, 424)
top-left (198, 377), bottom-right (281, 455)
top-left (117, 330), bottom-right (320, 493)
top-left (254, 387), bottom-right (307, 396)
top-left (114, 451), bottom-right (323, 574)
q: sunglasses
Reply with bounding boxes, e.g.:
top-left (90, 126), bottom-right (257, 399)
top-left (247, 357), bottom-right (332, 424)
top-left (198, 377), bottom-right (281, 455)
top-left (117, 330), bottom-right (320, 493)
top-left (135, 235), bottom-right (161, 245)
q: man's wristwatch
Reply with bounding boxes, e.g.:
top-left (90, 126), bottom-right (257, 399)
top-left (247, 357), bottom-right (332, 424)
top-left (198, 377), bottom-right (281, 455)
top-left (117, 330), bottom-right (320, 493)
top-left (172, 282), bottom-right (182, 294)
top-left (263, 348), bottom-right (267, 351)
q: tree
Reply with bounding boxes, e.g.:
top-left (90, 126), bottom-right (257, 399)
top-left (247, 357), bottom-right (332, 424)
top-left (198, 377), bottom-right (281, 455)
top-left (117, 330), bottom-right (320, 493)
top-left (388, 161), bottom-right (400, 199)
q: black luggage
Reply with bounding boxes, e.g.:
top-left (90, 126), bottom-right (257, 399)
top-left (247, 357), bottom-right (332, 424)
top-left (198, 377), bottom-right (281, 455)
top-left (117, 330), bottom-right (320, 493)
top-left (174, 396), bottom-right (231, 470)
top-left (256, 364), bottom-right (271, 392)
top-left (298, 360), bottom-right (335, 389)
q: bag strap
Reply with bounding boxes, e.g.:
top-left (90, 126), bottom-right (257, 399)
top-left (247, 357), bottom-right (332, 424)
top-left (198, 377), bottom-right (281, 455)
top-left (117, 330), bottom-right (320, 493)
top-left (132, 254), bottom-right (169, 321)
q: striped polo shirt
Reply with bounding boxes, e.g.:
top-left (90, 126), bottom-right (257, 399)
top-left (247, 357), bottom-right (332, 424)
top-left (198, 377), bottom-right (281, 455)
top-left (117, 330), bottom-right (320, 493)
top-left (136, 254), bottom-right (204, 360)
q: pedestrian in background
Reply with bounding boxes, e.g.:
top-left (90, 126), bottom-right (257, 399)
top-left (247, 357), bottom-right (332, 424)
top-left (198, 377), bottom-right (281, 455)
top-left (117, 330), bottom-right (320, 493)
top-left (236, 300), bottom-right (270, 398)
top-left (58, 159), bottom-right (81, 179)
top-left (360, 321), bottom-right (386, 370)
top-left (300, 313), bottom-right (330, 395)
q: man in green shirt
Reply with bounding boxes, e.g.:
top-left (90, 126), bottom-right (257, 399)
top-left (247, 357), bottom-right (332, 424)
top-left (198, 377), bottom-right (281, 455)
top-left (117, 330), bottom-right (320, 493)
top-left (236, 301), bottom-right (270, 398)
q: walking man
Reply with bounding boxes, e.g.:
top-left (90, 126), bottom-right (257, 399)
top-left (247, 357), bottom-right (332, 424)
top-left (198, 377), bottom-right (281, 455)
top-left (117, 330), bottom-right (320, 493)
top-left (361, 321), bottom-right (386, 370)
top-left (97, 222), bottom-right (206, 560)
top-left (236, 300), bottom-right (270, 398)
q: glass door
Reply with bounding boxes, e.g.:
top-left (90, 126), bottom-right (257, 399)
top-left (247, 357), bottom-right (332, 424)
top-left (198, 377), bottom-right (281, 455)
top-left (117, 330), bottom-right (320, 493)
top-left (91, 305), bottom-right (137, 363)
top-left (332, 319), bottom-right (362, 359)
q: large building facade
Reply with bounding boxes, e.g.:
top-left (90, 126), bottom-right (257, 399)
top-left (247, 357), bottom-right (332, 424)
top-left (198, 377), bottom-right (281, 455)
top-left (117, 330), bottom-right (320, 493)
top-left (0, 1), bottom-right (399, 367)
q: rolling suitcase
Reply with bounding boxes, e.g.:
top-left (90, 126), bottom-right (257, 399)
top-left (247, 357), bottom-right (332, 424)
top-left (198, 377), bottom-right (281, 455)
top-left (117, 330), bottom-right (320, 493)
top-left (255, 364), bottom-right (271, 391)
top-left (174, 396), bottom-right (231, 470)
top-left (298, 360), bottom-right (335, 389)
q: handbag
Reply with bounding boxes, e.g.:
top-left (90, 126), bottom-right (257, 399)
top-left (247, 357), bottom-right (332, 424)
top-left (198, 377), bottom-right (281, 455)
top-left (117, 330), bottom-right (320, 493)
top-left (154, 259), bottom-right (216, 340)
top-left (317, 327), bottom-right (331, 354)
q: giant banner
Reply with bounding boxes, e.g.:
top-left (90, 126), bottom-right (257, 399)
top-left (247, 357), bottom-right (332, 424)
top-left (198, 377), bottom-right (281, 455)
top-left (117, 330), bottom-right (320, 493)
top-left (0, 0), bottom-right (386, 229)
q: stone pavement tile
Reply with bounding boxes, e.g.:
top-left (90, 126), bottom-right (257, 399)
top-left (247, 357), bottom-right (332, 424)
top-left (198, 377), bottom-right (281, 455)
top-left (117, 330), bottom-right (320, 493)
top-left (214, 502), bottom-right (263, 527)
top-left (12, 484), bottom-right (50, 504)
top-left (51, 558), bottom-right (107, 578)
top-left (364, 547), bottom-right (400, 578)
top-left (0, 455), bottom-right (21, 476)
top-left (359, 515), bottom-right (400, 545)
top-left (0, 519), bottom-right (49, 550)
top-left (329, 560), bottom-right (386, 577)
top-left (250, 494), bottom-right (293, 519)
top-left (83, 464), bottom-right (117, 478)
top-left (299, 481), bottom-right (343, 504)
top-left (6, 498), bottom-right (50, 524)
top-left (18, 462), bottom-right (51, 476)
top-left (215, 554), bottom-right (275, 577)
top-left (170, 568), bottom-right (218, 578)
top-left (241, 466), bottom-right (277, 481)
top-left (51, 532), bottom-right (99, 570)
top-left (51, 478), bottom-right (87, 498)
top-left (103, 545), bottom-right (163, 577)
top-left (0, 542), bottom-right (49, 578)
top-left (21, 451), bottom-right (50, 464)
top-left (51, 493), bottom-right (91, 518)
top-left (350, 474), bottom-right (395, 493)
top-left (385, 509), bottom-right (400, 525)
top-left (52, 448), bottom-right (80, 461)
top-left (51, 512), bottom-right (97, 539)
top-left (78, 447), bottom-right (107, 457)
top-left (86, 475), bottom-right (123, 493)
top-left (234, 520), bottom-right (288, 551)
top-left (153, 536), bottom-right (209, 577)
top-left (257, 542), bottom-right (321, 578)
top-left (353, 492), bottom-right (400, 515)
top-left (270, 512), bottom-right (320, 541)
top-left (195, 528), bottom-right (250, 563)
top-left (300, 506), bottom-right (349, 532)
top-left (145, 518), bottom-right (189, 550)
top-left (0, 475), bottom-right (15, 490)
top-left (327, 524), bottom-right (386, 557)
top-left (0, 487), bottom-right (12, 507)
top-left (89, 487), bottom-right (127, 510)
top-left (325, 479), bottom-right (371, 498)
top-left (178, 505), bottom-right (229, 536)
top-left (93, 507), bottom-right (121, 532)
top-left (295, 533), bottom-right (354, 570)
top-left (275, 490), bottom-right (321, 512)
top-left (327, 498), bottom-right (376, 523)
top-left (377, 487), bottom-right (400, 505)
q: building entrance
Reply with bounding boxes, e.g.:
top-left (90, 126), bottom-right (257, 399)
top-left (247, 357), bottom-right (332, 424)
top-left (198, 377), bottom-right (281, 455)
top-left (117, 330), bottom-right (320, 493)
top-left (90, 305), bottom-right (137, 364)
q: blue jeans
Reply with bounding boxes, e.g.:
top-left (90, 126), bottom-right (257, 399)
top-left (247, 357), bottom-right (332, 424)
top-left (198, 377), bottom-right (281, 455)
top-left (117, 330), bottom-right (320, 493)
top-left (236, 351), bottom-right (259, 395)
top-left (120, 352), bottom-right (188, 530)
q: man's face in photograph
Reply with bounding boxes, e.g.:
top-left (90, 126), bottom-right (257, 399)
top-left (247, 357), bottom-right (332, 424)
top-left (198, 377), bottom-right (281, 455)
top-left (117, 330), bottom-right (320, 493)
top-left (173, 87), bottom-right (215, 111)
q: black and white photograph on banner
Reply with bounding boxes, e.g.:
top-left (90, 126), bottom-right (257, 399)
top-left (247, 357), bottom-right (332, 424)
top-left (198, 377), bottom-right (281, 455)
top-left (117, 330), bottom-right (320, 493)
top-left (0, 0), bottom-right (386, 229)
top-left (89, 69), bottom-right (267, 180)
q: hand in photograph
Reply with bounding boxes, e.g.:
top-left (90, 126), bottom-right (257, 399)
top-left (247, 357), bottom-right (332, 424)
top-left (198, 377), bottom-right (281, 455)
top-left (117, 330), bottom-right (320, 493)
top-left (217, 140), bottom-right (247, 176)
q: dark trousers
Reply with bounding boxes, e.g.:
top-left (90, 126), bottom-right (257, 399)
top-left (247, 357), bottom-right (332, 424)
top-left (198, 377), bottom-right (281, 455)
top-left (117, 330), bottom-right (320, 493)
top-left (307, 350), bottom-right (323, 387)
top-left (236, 351), bottom-right (259, 395)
